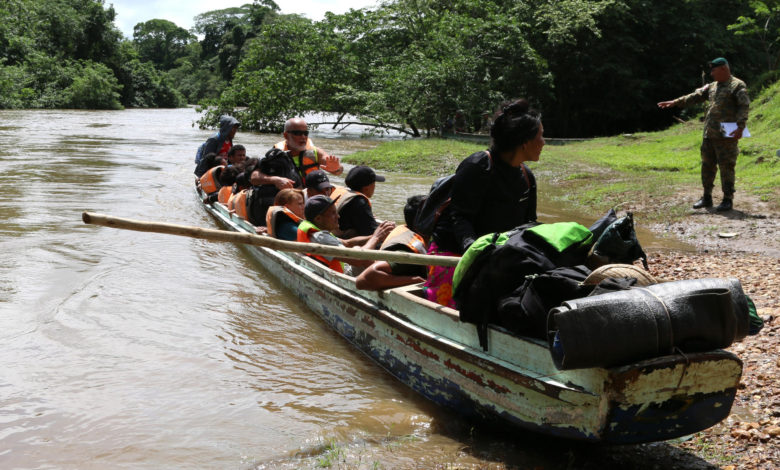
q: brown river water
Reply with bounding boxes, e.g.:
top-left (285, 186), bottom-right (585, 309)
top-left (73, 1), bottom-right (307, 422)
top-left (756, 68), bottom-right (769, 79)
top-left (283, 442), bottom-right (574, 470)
top-left (0, 108), bottom-right (695, 469)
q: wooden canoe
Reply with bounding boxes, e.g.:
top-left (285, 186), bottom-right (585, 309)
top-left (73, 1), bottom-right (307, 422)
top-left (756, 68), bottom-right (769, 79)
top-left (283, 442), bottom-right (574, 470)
top-left (197, 189), bottom-right (742, 444)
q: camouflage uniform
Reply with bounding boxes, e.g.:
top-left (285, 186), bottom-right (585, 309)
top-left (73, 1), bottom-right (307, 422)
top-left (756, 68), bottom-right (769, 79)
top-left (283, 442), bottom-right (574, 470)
top-left (674, 76), bottom-right (750, 199)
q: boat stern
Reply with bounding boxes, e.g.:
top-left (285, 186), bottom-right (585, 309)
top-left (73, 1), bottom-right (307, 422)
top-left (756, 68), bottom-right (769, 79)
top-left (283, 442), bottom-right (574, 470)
top-left (600, 350), bottom-right (742, 444)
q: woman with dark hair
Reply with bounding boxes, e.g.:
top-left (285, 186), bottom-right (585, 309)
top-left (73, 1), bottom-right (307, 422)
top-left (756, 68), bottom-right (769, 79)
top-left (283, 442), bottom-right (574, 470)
top-left (423, 98), bottom-right (544, 307)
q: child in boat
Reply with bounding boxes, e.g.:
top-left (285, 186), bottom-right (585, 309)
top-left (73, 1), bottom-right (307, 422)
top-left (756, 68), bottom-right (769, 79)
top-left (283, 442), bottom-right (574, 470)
top-left (266, 189), bottom-right (305, 241)
top-left (297, 195), bottom-right (394, 275)
top-left (226, 144), bottom-right (247, 166)
top-left (333, 166), bottom-right (388, 238)
top-left (195, 150), bottom-right (228, 178)
top-left (216, 166), bottom-right (241, 205)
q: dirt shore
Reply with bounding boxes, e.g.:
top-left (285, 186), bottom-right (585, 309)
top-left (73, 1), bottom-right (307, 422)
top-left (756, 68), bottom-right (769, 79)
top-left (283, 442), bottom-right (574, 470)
top-left (635, 191), bottom-right (779, 469)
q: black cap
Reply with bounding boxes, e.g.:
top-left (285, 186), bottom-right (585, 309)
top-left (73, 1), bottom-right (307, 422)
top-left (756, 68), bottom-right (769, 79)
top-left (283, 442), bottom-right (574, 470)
top-left (304, 195), bottom-right (335, 221)
top-left (305, 170), bottom-right (334, 192)
top-left (709, 57), bottom-right (728, 68)
top-left (345, 165), bottom-right (385, 190)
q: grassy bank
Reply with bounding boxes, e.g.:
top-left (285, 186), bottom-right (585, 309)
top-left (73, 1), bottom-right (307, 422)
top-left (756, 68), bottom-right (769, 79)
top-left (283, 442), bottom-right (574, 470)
top-left (344, 82), bottom-right (780, 223)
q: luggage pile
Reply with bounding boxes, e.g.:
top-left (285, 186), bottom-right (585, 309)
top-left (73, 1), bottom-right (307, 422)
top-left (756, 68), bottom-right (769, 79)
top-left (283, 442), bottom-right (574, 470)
top-left (451, 210), bottom-right (763, 366)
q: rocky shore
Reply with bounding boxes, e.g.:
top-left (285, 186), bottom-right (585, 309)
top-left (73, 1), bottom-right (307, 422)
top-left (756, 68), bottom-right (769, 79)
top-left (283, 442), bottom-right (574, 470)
top-left (628, 190), bottom-right (780, 470)
top-left (645, 250), bottom-right (779, 470)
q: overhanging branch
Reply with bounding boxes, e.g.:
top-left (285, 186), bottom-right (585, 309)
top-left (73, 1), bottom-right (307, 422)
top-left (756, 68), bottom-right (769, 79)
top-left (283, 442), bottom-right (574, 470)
top-left (317, 121), bottom-right (416, 136)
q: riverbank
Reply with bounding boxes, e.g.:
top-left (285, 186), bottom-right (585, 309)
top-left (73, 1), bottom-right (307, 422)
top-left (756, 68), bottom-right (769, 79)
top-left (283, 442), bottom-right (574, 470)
top-left (342, 131), bottom-right (780, 256)
top-left (343, 135), bottom-right (779, 469)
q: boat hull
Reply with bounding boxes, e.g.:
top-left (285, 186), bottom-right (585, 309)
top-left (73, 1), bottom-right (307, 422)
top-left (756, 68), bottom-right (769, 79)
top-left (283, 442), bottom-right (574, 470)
top-left (198, 193), bottom-right (742, 444)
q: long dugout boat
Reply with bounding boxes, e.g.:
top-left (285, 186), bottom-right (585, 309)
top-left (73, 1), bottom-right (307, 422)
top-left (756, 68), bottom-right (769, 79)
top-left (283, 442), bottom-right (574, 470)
top-left (197, 188), bottom-right (742, 444)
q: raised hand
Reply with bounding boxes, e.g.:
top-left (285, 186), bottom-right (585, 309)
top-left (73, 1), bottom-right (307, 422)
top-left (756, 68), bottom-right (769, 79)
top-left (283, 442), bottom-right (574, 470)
top-left (321, 154), bottom-right (342, 173)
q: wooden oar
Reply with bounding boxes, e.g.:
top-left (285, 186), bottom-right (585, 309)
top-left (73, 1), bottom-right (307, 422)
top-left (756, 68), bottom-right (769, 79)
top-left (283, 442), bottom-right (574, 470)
top-left (82, 212), bottom-right (460, 267)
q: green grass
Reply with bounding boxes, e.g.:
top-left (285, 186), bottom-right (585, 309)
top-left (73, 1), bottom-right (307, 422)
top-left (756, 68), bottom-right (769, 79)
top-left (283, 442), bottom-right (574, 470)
top-left (341, 138), bottom-right (483, 176)
top-left (344, 82), bottom-right (780, 223)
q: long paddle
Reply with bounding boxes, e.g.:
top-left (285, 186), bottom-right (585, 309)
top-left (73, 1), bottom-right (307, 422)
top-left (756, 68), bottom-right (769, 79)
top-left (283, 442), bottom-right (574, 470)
top-left (82, 212), bottom-right (460, 267)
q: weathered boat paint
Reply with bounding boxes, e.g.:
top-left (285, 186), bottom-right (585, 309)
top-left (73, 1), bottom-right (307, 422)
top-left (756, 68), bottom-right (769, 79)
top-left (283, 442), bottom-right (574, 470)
top-left (198, 192), bottom-right (742, 443)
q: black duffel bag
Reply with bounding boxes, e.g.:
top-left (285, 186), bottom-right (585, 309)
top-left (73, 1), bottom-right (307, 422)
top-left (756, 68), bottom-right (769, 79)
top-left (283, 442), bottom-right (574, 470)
top-left (547, 278), bottom-right (750, 369)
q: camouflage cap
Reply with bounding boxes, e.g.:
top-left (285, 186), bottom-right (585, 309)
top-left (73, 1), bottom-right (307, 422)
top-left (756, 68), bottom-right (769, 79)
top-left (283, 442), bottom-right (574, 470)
top-left (709, 57), bottom-right (728, 68)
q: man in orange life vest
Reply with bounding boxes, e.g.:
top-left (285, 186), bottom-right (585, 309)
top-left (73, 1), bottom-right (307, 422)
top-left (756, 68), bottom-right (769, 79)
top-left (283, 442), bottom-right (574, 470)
top-left (251, 118), bottom-right (343, 190)
top-left (297, 195), bottom-right (394, 274)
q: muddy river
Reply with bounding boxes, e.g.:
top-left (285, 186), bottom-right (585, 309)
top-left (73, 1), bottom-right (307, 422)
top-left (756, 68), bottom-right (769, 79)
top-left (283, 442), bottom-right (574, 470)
top-left (0, 108), bottom-right (698, 469)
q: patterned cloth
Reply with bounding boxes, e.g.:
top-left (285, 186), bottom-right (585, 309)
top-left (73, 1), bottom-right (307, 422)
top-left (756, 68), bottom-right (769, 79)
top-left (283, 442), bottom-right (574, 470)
top-left (422, 241), bottom-right (459, 309)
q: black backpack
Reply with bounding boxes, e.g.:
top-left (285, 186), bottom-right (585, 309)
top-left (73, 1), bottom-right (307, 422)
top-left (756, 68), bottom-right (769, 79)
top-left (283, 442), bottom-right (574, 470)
top-left (496, 266), bottom-right (594, 340)
top-left (410, 151), bottom-right (494, 239)
top-left (259, 148), bottom-right (302, 186)
top-left (589, 212), bottom-right (648, 269)
top-left (245, 149), bottom-right (303, 226)
top-left (411, 174), bottom-right (455, 238)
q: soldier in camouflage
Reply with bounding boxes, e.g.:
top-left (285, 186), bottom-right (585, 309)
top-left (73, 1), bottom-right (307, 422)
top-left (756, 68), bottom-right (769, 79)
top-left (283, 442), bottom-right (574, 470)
top-left (658, 57), bottom-right (750, 212)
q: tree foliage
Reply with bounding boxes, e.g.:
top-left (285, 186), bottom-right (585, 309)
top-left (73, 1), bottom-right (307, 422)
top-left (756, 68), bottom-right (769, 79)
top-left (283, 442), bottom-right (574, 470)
top-left (202, 0), bottom-right (768, 137)
top-left (1, 0), bottom-right (777, 133)
top-left (729, 0), bottom-right (780, 80)
top-left (133, 19), bottom-right (195, 71)
top-left (0, 0), bottom-right (183, 109)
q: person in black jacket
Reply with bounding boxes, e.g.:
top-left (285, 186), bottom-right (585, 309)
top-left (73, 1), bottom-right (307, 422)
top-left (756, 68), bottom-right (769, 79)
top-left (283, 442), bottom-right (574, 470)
top-left (423, 98), bottom-right (544, 308)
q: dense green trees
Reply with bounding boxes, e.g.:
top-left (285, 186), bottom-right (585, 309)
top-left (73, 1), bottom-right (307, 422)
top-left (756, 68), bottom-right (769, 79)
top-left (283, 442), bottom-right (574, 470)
top-left (1, 0), bottom-right (777, 137)
top-left (205, 0), bottom-right (769, 137)
top-left (0, 0), bottom-right (184, 109)
top-left (729, 0), bottom-right (780, 84)
top-left (133, 19), bottom-right (196, 71)
top-left (0, 0), bottom-right (279, 109)
top-left (0, 0), bottom-right (125, 108)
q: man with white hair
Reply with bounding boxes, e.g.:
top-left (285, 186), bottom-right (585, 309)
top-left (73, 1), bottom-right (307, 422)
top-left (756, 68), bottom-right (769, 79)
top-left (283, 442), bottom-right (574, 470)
top-left (252, 118), bottom-right (343, 189)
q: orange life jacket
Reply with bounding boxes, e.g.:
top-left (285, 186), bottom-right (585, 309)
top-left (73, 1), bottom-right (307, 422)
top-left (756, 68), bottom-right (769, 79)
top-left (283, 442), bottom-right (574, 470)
top-left (217, 185), bottom-right (233, 205)
top-left (296, 220), bottom-right (344, 273)
top-left (229, 189), bottom-right (249, 220)
top-left (275, 139), bottom-right (319, 180)
top-left (380, 225), bottom-right (427, 254)
top-left (265, 205), bottom-right (303, 238)
top-left (199, 165), bottom-right (224, 194)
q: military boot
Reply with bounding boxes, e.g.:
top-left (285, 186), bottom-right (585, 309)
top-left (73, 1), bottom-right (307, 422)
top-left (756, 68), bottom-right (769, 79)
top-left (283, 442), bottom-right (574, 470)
top-left (692, 195), bottom-right (713, 209)
top-left (715, 198), bottom-right (733, 212)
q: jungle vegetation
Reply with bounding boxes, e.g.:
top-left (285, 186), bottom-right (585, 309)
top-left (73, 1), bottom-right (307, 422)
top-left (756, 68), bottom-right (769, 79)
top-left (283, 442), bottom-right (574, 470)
top-left (2, 0), bottom-right (779, 137)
